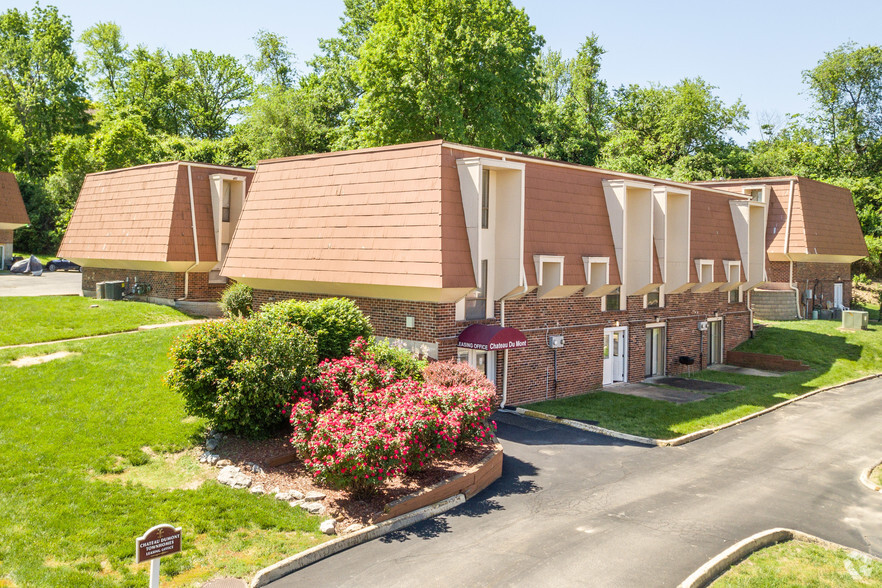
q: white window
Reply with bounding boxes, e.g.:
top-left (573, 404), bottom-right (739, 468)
top-left (645, 287), bottom-right (661, 309)
top-left (457, 348), bottom-right (495, 382)
top-left (465, 259), bottom-right (488, 320)
top-left (481, 169), bottom-right (490, 229)
top-left (603, 288), bottom-right (621, 311)
top-left (645, 324), bottom-right (666, 377)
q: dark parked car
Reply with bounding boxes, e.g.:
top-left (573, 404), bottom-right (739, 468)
top-left (46, 258), bottom-right (81, 272)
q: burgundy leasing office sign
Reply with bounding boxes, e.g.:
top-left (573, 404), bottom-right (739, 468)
top-left (457, 324), bottom-right (528, 351)
top-left (136, 524), bottom-right (182, 563)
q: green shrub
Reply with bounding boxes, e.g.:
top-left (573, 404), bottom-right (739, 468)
top-left (165, 314), bottom-right (317, 437)
top-left (367, 337), bottom-right (428, 381)
top-left (260, 297), bottom-right (372, 360)
top-left (219, 282), bottom-right (253, 318)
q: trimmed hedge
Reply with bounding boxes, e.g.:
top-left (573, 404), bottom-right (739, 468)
top-left (166, 314), bottom-right (317, 438)
top-left (260, 297), bottom-right (372, 360)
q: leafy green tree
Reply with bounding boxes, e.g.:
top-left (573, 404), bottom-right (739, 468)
top-left (803, 42), bottom-right (882, 175)
top-left (80, 22), bottom-right (129, 100)
top-left (0, 5), bottom-right (89, 176)
top-left (600, 77), bottom-right (748, 180)
top-left (250, 30), bottom-right (295, 88)
top-left (528, 35), bottom-right (610, 165)
top-left (353, 0), bottom-right (543, 149)
top-left (239, 86), bottom-right (331, 160)
top-left (175, 50), bottom-right (252, 139)
top-left (0, 102), bottom-right (23, 171)
top-left (305, 0), bottom-right (387, 147)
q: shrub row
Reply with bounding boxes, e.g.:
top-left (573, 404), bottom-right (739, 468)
top-left (167, 297), bottom-right (372, 437)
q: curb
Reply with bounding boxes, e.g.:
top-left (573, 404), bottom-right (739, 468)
top-left (860, 459), bottom-right (882, 492)
top-left (250, 493), bottom-right (465, 588)
top-left (512, 372), bottom-right (882, 447)
top-left (677, 528), bottom-right (882, 588)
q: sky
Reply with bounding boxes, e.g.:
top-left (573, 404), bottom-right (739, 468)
top-left (12, 0), bottom-right (882, 143)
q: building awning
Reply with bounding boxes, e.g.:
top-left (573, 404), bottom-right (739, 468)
top-left (457, 324), bottom-right (528, 351)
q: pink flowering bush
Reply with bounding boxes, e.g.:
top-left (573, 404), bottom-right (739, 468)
top-left (288, 338), bottom-right (496, 494)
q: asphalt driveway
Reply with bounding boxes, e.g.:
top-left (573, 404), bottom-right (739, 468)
top-left (0, 270), bottom-right (82, 297)
top-left (269, 377), bottom-right (882, 587)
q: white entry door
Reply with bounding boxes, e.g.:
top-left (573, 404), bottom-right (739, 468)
top-left (833, 283), bottom-right (843, 308)
top-left (603, 327), bottom-right (627, 385)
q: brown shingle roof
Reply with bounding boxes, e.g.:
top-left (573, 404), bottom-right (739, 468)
top-left (699, 177), bottom-right (867, 258)
top-left (59, 162), bottom-right (253, 264)
top-left (223, 141), bottom-right (464, 289)
top-left (0, 172), bottom-right (29, 227)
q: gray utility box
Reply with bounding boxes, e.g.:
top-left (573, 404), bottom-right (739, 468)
top-left (96, 281), bottom-right (107, 299)
top-left (842, 310), bottom-right (869, 330)
top-left (103, 280), bottom-right (124, 300)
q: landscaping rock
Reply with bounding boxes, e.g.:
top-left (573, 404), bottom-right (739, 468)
top-left (205, 438), bottom-right (219, 452)
top-left (217, 466), bottom-right (252, 489)
top-left (275, 491), bottom-right (293, 501)
top-left (216, 459), bottom-right (232, 467)
top-left (290, 489), bottom-right (304, 500)
top-left (289, 499), bottom-right (304, 507)
top-left (301, 502), bottom-right (325, 515)
top-left (250, 484), bottom-right (265, 495)
top-left (320, 519), bottom-right (337, 535)
top-left (304, 491), bottom-right (327, 502)
top-left (199, 452), bottom-right (219, 465)
top-left (343, 523), bottom-right (364, 534)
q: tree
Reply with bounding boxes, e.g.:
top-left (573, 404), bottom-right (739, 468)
top-left (175, 50), bottom-right (252, 139)
top-left (803, 42), bottom-right (882, 175)
top-left (353, 0), bottom-right (543, 150)
top-left (0, 5), bottom-right (89, 176)
top-left (528, 35), bottom-right (610, 165)
top-left (0, 102), bottom-right (23, 171)
top-left (600, 77), bottom-right (748, 180)
top-left (250, 30), bottom-right (295, 89)
top-left (80, 22), bottom-right (129, 100)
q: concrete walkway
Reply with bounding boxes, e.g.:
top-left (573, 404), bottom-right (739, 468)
top-left (268, 377), bottom-right (882, 587)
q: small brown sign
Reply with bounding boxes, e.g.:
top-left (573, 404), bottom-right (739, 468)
top-left (136, 524), bottom-right (182, 563)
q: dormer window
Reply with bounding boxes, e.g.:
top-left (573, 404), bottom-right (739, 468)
top-left (465, 259), bottom-right (488, 320)
top-left (742, 186), bottom-right (767, 203)
top-left (222, 182), bottom-right (231, 222)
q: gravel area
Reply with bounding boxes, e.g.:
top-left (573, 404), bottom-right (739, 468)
top-left (213, 431), bottom-right (494, 529)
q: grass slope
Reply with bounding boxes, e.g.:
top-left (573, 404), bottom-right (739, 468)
top-left (526, 320), bottom-right (882, 439)
top-left (0, 327), bottom-right (326, 587)
top-left (0, 296), bottom-right (195, 346)
top-left (712, 540), bottom-right (882, 587)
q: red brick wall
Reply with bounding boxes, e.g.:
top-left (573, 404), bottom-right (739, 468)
top-left (82, 267), bottom-right (227, 301)
top-left (253, 287), bottom-right (751, 406)
top-left (767, 261), bottom-right (852, 311)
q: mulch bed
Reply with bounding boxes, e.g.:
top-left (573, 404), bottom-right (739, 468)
top-left (214, 430), bottom-right (494, 529)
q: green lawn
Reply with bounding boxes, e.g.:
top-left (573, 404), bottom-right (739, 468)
top-left (0, 296), bottom-right (196, 346)
top-left (526, 320), bottom-right (882, 440)
top-left (711, 540), bottom-right (882, 587)
top-left (0, 326), bottom-right (327, 587)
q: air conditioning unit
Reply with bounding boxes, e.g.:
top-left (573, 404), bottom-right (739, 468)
top-left (548, 335), bottom-right (565, 348)
top-left (842, 310), bottom-right (869, 331)
top-left (698, 321), bottom-right (708, 331)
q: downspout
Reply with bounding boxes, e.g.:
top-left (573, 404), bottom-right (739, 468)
top-left (783, 178), bottom-right (802, 318)
top-left (183, 164), bottom-right (200, 300)
top-left (498, 267), bottom-right (530, 408)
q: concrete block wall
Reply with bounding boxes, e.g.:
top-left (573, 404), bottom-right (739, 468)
top-left (750, 289), bottom-right (799, 321)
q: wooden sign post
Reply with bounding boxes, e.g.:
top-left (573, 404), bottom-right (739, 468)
top-left (136, 524), bottom-right (183, 588)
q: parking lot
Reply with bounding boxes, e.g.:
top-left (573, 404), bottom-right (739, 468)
top-left (0, 270), bottom-right (83, 297)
